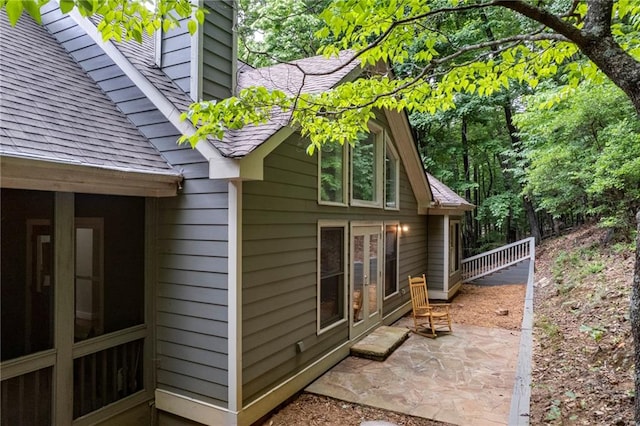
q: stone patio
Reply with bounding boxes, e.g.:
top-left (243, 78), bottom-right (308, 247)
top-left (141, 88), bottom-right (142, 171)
top-left (306, 317), bottom-right (520, 425)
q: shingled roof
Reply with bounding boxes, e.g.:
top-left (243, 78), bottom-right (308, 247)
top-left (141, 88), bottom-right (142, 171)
top-left (427, 173), bottom-right (474, 210)
top-left (107, 29), bottom-right (360, 158)
top-left (222, 51), bottom-right (360, 158)
top-left (0, 12), bottom-right (180, 178)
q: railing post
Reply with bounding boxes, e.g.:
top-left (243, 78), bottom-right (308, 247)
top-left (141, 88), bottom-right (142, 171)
top-left (530, 237), bottom-right (535, 261)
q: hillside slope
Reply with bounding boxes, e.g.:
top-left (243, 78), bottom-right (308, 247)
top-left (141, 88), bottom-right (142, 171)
top-left (531, 225), bottom-right (635, 424)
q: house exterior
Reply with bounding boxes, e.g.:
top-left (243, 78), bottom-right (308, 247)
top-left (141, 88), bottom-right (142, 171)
top-left (426, 173), bottom-right (475, 300)
top-left (0, 2), bottom-right (473, 426)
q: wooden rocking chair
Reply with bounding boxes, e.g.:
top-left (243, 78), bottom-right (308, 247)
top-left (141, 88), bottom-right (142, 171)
top-left (408, 274), bottom-right (452, 338)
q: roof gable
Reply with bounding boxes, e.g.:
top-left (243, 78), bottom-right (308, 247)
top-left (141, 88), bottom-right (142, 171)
top-left (0, 11), bottom-right (181, 192)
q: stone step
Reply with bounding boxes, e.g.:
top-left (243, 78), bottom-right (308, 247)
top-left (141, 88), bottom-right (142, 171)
top-left (350, 326), bottom-right (410, 361)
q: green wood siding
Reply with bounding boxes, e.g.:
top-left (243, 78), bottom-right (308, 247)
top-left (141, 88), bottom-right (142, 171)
top-left (242, 130), bottom-right (428, 404)
top-left (426, 216), bottom-right (445, 292)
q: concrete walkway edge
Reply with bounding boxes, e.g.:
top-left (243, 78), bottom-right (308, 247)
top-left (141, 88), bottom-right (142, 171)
top-left (508, 255), bottom-right (536, 425)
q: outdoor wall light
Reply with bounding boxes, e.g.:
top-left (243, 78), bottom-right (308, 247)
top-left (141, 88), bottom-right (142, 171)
top-left (401, 225), bottom-right (409, 233)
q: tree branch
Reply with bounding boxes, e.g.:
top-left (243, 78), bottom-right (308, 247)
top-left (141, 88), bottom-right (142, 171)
top-left (495, 0), bottom-right (586, 44)
top-left (298, 31), bottom-right (567, 119)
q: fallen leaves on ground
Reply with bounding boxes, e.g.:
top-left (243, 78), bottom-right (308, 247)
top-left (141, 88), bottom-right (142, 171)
top-left (529, 224), bottom-right (634, 425)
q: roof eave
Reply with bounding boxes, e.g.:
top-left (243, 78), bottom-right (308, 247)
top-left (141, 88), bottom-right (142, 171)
top-left (384, 109), bottom-right (432, 214)
top-left (217, 64), bottom-right (364, 181)
top-left (0, 155), bottom-right (181, 197)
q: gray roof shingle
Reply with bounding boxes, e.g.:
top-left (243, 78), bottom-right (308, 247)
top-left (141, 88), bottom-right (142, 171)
top-left (427, 172), bottom-right (474, 209)
top-left (223, 51), bottom-right (360, 157)
top-left (0, 12), bottom-right (180, 177)
top-left (109, 29), bottom-right (360, 158)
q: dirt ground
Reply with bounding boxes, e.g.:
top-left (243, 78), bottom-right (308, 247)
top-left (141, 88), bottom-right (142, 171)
top-left (260, 225), bottom-right (636, 425)
top-left (258, 284), bottom-right (525, 426)
top-left (529, 225), bottom-right (634, 425)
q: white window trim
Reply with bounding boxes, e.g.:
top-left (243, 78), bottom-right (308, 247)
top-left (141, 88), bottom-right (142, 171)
top-left (384, 136), bottom-right (400, 211)
top-left (350, 122), bottom-right (384, 208)
top-left (317, 221), bottom-right (348, 335)
top-left (449, 220), bottom-right (462, 276)
top-left (383, 221), bottom-right (400, 300)
top-left (318, 143), bottom-right (348, 207)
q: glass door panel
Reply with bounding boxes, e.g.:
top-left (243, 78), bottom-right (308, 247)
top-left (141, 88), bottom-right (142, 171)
top-left (353, 235), bottom-right (365, 324)
top-left (350, 224), bottom-right (382, 339)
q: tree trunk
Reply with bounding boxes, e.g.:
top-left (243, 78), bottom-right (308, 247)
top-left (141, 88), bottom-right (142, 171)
top-left (473, 165), bottom-right (480, 244)
top-left (461, 117), bottom-right (476, 250)
top-left (502, 103), bottom-right (543, 243)
top-left (632, 211), bottom-right (640, 422)
top-left (523, 195), bottom-right (542, 243)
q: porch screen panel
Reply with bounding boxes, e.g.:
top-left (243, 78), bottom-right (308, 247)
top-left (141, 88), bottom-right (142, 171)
top-left (320, 227), bottom-right (345, 329)
top-left (1, 189), bottom-right (54, 361)
top-left (73, 338), bottom-right (144, 418)
top-left (0, 366), bottom-right (53, 425)
top-left (74, 194), bottom-right (144, 340)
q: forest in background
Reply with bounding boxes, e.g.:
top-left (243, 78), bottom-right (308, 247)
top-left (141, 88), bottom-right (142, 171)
top-left (237, 0), bottom-right (640, 254)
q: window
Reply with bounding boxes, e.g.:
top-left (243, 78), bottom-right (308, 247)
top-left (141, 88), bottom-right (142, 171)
top-left (318, 122), bottom-right (397, 210)
top-left (449, 220), bottom-right (461, 274)
top-left (318, 225), bottom-right (346, 331)
top-left (384, 224), bottom-right (399, 298)
top-left (351, 125), bottom-right (383, 207)
top-left (319, 143), bottom-right (346, 204)
top-left (385, 139), bottom-right (399, 209)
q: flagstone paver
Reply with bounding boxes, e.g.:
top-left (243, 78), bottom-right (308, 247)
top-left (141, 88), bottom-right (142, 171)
top-left (306, 319), bottom-right (520, 426)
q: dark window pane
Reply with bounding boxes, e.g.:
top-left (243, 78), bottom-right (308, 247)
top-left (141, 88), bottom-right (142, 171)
top-left (1, 189), bottom-right (54, 361)
top-left (450, 222), bottom-right (461, 273)
top-left (385, 145), bottom-right (398, 208)
top-left (385, 225), bottom-right (398, 297)
top-left (75, 194), bottom-right (144, 340)
top-left (320, 227), bottom-right (344, 328)
top-left (1, 367), bottom-right (53, 426)
top-left (320, 275), bottom-right (343, 328)
top-left (320, 228), bottom-right (343, 275)
top-left (320, 144), bottom-right (344, 203)
top-left (352, 132), bottom-right (377, 202)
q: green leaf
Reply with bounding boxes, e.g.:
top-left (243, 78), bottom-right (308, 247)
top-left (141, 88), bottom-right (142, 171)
top-left (162, 18), bottom-right (171, 33)
top-left (187, 19), bottom-right (197, 35)
top-left (78, 0), bottom-right (95, 15)
top-left (59, 0), bottom-right (74, 14)
top-left (23, 0), bottom-right (41, 24)
top-left (5, 0), bottom-right (24, 25)
top-left (195, 8), bottom-right (205, 25)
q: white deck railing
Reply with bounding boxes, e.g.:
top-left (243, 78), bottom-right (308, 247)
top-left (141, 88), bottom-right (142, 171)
top-left (461, 237), bottom-right (535, 282)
